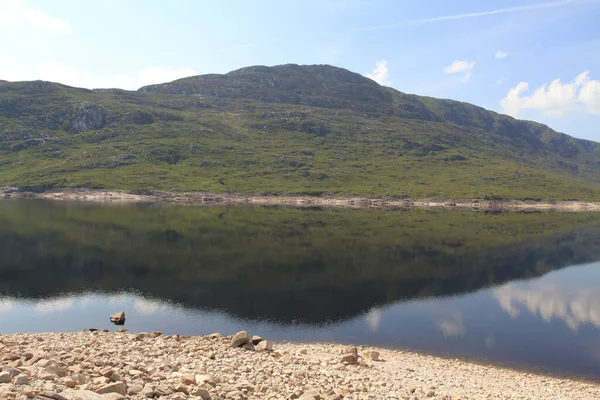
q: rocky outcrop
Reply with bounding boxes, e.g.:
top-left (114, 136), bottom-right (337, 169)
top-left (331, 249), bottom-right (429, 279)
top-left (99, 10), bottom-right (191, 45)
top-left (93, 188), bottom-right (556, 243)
top-left (45, 102), bottom-right (107, 133)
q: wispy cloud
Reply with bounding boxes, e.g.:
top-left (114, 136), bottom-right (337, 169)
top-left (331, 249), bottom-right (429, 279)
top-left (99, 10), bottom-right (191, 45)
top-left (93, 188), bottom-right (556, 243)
top-left (443, 60), bottom-right (476, 83)
top-left (0, 61), bottom-right (196, 89)
top-left (495, 50), bottom-right (509, 59)
top-left (353, 0), bottom-right (589, 32)
top-left (0, 0), bottom-right (72, 34)
top-left (365, 60), bottom-right (391, 85)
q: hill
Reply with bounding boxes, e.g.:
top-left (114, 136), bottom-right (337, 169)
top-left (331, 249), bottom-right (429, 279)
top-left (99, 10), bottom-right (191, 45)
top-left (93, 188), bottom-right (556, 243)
top-left (1, 64), bottom-right (600, 200)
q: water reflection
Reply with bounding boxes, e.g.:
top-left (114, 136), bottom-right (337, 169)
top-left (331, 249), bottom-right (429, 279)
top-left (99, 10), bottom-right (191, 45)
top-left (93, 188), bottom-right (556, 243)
top-left (0, 200), bottom-right (600, 378)
top-left (495, 266), bottom-right (600, 331)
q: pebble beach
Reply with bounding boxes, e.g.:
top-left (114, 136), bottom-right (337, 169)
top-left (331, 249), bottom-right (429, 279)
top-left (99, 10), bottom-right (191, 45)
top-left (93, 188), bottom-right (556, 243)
top-left (1, 331), bottom-right (599, 400)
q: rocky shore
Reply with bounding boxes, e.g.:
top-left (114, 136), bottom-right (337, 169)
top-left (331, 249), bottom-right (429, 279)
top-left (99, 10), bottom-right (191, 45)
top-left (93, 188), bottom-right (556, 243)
top-left (2, 187), bottom-right (600, 212)
top-left (1, 331), bottom-right (598, 400)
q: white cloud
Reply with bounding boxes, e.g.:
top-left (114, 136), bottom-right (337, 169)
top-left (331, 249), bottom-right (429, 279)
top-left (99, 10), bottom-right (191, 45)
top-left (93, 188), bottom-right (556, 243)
top-left (365, 60), bottom-right (391, 85)
top-left (500, 71), bottom-right (600, 117)
top-left (496, 78), bottom-right (506, 86)
top-left (0, 297), bottom-right (14, 312)
top-left (495, 50), bottom-right (509, 59)
top-left (443, 60), bottom-right (476, 83)
top-left (35, 297), bottom-right (75, 313)
top-left (365, 307), bottom-right (382, 332)
top-left (495, 283), bottom-right (600, 332)
top-left (0, 0), bottom-right (72, 34)
top-left (0, 61), bottom-right (197, 89)
top-left (354, 0), bottom-right (583, 32)
top-left (437, 313), bottom-right (466, 337)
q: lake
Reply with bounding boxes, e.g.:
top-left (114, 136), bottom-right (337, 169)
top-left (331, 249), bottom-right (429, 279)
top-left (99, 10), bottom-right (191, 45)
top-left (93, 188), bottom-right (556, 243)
top-left (1, 200), bottom-right (599, 381)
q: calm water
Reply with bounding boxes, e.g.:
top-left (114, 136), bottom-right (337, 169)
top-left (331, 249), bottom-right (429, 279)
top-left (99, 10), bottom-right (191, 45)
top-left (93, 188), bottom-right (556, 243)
top-left (1, 200), bottom-right (600, 380)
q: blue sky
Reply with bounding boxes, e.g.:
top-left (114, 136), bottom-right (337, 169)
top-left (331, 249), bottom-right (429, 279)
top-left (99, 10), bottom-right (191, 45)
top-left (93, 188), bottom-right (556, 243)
top-left (0, 0), bottom-right (599, 141)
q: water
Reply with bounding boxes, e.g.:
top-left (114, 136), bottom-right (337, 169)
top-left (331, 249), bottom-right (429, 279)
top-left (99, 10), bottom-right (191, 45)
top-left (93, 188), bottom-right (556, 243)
top-left (1, 200), bottom-right (600, 380)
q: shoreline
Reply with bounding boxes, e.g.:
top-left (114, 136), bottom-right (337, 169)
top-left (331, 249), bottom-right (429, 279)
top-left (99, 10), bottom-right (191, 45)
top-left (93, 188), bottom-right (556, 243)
top-left (2, 187), bottom-right (600, 212)
top-left (0, 331), bottom-right (598, 400)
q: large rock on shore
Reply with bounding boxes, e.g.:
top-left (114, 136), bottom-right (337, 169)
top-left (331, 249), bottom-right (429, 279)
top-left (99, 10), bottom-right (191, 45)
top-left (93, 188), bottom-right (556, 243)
top-left (230, 331), bottom-right (250, 348)
top-left (109, 312), bottom-right (126, 325)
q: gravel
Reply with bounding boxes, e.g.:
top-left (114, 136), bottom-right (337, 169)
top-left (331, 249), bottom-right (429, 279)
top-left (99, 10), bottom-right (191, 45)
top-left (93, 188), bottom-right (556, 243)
top-left (0, 331), bottom-right (598, 400)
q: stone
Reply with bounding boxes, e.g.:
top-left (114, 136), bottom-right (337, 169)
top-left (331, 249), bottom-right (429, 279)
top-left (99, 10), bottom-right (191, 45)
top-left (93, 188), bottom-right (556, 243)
top-left (195, 375), bottom-right (215, 386)
top-left (174, 384), bottom-right (189, 395)
top-left (181, 375), bottom-right (196, 385)
top-left (72, 373), bottom-right (88, 385)
top-left (109, 312), bottom-right (125, 325)
top-left (37, 392), bottom-right (69, 400)
top-left (257, 340), bottom-right (273, 352)
top-left (101, 394), bottom-right (124, 400)
top-left (14, 375), bottom-right (29, 385)
top-left (141, 384), bottom-right (154, 398)
top-left (364, 350), bottom-right (380, 361)
top-left (300, 391), bottom-right (322, 400)
top-left (0, 372), bottom-right (11, 383)
top-left (71, 390), bottom-right (103, 400)
top-left (116, 328), bottom-right (127, 333)
top-left (45, 364), bottom-right (68, 378)
top-left (340, 354), bottom-right (358, 364)
top-left (38, 371), bottom-right (56, 381)
top-left (150, 331), bottom-right (162, 338)
top-left (208, 333), bottom-right (222, 339)
top-left (242, 342), bottom-right (256, 351)
top-left (153, 385), bottom-right (170, 397)
top-left (88, 328), bottom-right (98, 332)
top-left (230, 331), bottom-right (250, 348)
top-left (127, 384), bottom-right (144, 395)
top-left (98, 368), bottom-right (115, 378)
top-left (3, 354), bottom-right (20, 361)
top-left (95, 382), bottom-right (127, 396)
top-left (251, 335), bottom-right (263, 345)
top-left (344, 346), bottom-right (358, 356)
top-left (134, 333), bottom-right (150, 341)
top-left (63, 378), bottom-right (78, 388)
top-left (193, 387), bottom-right (211, 399)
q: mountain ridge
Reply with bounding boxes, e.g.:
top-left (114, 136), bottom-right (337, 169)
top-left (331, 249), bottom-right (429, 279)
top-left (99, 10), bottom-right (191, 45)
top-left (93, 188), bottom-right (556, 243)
top-left (1, 63), bottom-right (599, 200)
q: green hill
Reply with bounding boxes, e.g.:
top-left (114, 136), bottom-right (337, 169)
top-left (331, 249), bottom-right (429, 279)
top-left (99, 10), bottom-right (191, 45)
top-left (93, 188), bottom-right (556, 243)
top-left (1, 64), bottom-right (600, 200)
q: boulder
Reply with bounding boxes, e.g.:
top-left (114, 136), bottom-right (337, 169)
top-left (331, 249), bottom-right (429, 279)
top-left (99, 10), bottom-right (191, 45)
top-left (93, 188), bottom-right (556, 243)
top-left (37, 392), bottom-right (69, 400)
top-left (256, 340), bottom-right (273, 352)
top-left (71, 390), bottom-right (103, 400)
top-left (251, 335), bottom-right (263, 345)
top-left (95, 382), bottom-right (127, 396)
top-left (102, 394), bottom-right (124, 400)
top-left (0, 372), bottom-right (11, 383)
top-left (242, 343), bottom-right (256, 351)
top-left (340, 353), bottom-right (358, 364)
top-left (364, 350), bottom-right (380, 361)
top-left (230, 331), bottom-right (250, 348)
top-left (193, 387), bottom-right (211, 400)
top-left (14, 375), bottom-right (29, 385)
top-left (109, 312), bottom-right (125, 326)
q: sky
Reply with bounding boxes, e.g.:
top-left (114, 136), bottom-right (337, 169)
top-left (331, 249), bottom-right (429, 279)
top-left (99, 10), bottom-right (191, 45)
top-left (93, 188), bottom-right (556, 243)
top-left (0, 0), bottom-right (599, 141)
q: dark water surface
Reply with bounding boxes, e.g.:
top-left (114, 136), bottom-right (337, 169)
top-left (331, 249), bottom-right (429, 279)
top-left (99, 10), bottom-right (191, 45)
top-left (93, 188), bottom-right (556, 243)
top-left (1, 200), bottom-right (600, 380)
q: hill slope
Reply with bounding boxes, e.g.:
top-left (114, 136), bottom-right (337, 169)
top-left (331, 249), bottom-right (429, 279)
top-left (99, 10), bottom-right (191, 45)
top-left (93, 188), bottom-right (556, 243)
top-left (1, 64), bottom-right (600, 200)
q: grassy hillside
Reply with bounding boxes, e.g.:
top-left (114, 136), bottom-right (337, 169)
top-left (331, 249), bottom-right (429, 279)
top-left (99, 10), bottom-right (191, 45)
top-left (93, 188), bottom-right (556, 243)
top-left (1, 64), bottom-right (600, 200)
